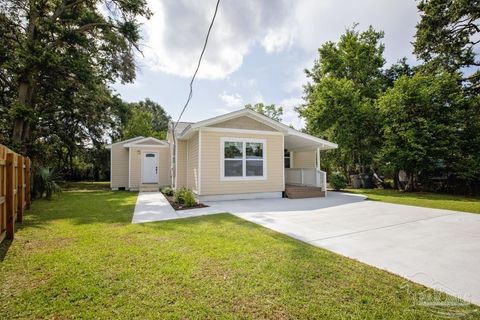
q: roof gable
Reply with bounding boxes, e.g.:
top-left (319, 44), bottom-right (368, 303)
top-left (123, 137), bottom-right (168, 147)
top-left (208, 115), bottom-right (280, 132)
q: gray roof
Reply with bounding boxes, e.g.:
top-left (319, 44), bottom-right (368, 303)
top-left (172, 121), bottom-right (193, 135)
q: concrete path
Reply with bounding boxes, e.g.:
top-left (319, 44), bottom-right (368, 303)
top-left (131, 191), bottom-right (480, 305)
top-left (132, 192), bottom-right (222, 223)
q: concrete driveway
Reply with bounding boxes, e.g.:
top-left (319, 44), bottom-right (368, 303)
top-left (201, 192), bottom-right (480, 305)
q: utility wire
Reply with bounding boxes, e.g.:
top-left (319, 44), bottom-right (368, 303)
top-left (173, 0), bottom-right (221, 130)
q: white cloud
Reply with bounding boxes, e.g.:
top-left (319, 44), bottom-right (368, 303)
top-left (143, 0), bottom-right (295, 79)
top-left (140, 0), bottom-right (420, 81)
top-left (293, 0), bottom-right (420, 65)
top-left (280, 97), bottom-right (305, 129)
top-left (218, 92), bottom-right (243, 109)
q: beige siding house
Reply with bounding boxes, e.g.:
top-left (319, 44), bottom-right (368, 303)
top-left (108, 109), bottom-right (337, 200)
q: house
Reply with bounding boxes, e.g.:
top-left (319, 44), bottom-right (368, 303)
top-left (107, 108), bottom-right (337, 200)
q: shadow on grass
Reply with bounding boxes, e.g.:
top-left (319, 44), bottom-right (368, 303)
top-left (0, 238), bottom-right (12, 262)
top-left (18, 190), bottom-right (138, 230)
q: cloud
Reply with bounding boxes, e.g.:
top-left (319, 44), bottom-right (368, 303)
top-left (293, 0), bottom-right (420, 65)
top-left (280, 97), bottom-right (305, 129)
top-left (143, 0), bottom-right (295, 79)
top-left (218, 92), bottom-right (243, 109)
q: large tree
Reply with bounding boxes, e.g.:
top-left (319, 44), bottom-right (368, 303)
top-left (414, 0), bottom-right (480, 90)
top-left (377, 71), bottom-right (464, 191)
top-left (1, 0), bottom-right (151, 146)
top-left (299, 26), bottom-right (386, 175)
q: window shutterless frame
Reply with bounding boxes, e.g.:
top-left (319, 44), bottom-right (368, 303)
top-left (220, 137), bottom-right (267, 181)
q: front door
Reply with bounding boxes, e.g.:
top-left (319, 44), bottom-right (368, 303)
top-left (142, 152), bottom-right (158, 184)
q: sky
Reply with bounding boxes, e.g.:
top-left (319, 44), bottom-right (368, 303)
top-left (113, 0), bottom-right (421, 129)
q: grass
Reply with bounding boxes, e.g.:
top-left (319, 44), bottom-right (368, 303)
top-left (346, 188), bottom-right (480, 214)
top-left (0, 183), bottom-right (478, 319)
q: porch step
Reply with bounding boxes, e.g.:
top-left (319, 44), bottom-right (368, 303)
top-left (139, 185), bottom-right (160, 192)
top-left (285, 185), bottom-right (325, 199)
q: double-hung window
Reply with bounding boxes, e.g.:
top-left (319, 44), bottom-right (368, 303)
top-left (222, 138), bottom-right (266, 179)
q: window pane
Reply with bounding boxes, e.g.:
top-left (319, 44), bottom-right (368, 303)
top-left (225, 160), bottom-right (243, 176)
top-left (284, 157), bottom-right (290, 168)
top-left (224, 142), bottom-right (243, 159)
top-left (246, 142), bottom-right (263, 159)
top-left (246, 160), bottom-right (263, 176)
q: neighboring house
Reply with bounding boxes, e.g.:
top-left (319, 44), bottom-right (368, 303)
top-left (107, 108), bottom-right (337, 200)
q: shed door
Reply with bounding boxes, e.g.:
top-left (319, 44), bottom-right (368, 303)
top-left (142, 152), bottom-right (158, 184)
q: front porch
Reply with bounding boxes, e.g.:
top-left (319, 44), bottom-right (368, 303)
top-left (283, 131), bottom-right (335, 198)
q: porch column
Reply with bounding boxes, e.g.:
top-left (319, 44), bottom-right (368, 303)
top-left (316, 148), bottom-right (321, 170)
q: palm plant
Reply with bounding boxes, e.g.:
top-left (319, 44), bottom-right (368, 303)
top-left (34, 168), bottom-right (62, 200)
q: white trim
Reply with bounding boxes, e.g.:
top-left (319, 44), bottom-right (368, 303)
top-left (106, 136), bottom-right (145, 149)
top-left (198, 128), bottom-right (202, 194)
top-left (141, 151), bottom-right (159, 184)
top-left (126, 144), bottom-right (169, 148)
top-left (174, 139), bottom-right (178, 189)
top-left (220, 137), bottom-right (267, 181)
top-left (186, 137), bottom-right (189, 188)
top-left (128, 148), bottom-right (132, 189)
top-left (123, 137), bottom-right (169, 148)
top-left (198, 191), bottom-right (282, 202)
top-left (201, 127), bottom-right (282, 135)
top-left (282, 135), bottom-right (285, 190)
top-left (290, 151), bottom-right (293, 168)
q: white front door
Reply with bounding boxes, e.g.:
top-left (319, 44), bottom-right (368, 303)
top-left (142, 152), bottom-right (158, 184)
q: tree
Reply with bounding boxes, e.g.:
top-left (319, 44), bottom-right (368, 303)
top-left (414, 0), bottom-right (480, 89)
top-left (377, 71), bottom-right (464, 191)
top-left (1, 0), bottom-right (151, 145)
top-left (299, 26), bottom-right (386, 175)
top-left (135, 99), bottom-right (171, 133)
top-left (118, 99), bottom-right (171, 141)
top-left (245, 103), bottom-right (283, 122)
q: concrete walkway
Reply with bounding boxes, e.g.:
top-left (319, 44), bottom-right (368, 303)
top-left (131, 191), bottom-right (480, 305)
top-left (132, 192), bottom-right (222, 223)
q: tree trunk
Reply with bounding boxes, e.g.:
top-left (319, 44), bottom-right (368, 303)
top-left (12, 5), bottom-right (37, 144)
top-left (405, 171), bottom-right (416, 192)
top-left (393, 169), bottom-right (400, 190)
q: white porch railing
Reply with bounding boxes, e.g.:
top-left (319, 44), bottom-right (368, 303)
top-left (285, 168), bottom-right (327, 191)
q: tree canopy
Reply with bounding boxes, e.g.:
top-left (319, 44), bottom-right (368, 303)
top-left (299, 26), bottom-right (385, 174)
top-left (245, 103), bottom-right (283, 122)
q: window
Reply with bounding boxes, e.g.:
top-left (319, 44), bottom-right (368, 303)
top-left (222, 138), bottom-right (266, 179)
top-left (284, 149), bottom-right (290, 168)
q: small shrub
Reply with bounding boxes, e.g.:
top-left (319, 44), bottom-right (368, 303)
top-left (173, 188), bottom-right (186, 204)
top-left (182, 190), bottom-right (197, 207)
top-left (173, 188), bottom-right (197, 207)
top-left (161, 187), bottom-right (174, 196)
top-left (329, 172), bottom-right (347, 191)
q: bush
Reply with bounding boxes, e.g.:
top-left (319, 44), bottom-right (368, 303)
top-left (182, 190), bottom-right (197, 207)
top-left (161, 187), bottom-right (174, 196)
top-left (34, 167), bottom-right (62, 200)
top-left (329, 172), bottom-right (347, 191)
top-left (173, 188), bottom-right (197, 207)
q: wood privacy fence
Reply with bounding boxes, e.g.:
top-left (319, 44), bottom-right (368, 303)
top-left (0, 144), bottom-right (31, 243)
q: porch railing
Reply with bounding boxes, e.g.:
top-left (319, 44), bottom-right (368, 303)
top-left (285, 168), bottom-right (326, 191)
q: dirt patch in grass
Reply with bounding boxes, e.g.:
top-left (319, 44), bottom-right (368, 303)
top-left (163, 194), bottom-right (208, 211)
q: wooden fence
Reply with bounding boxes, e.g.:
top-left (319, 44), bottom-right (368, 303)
top-left (0, 144), bottom-right (31, 243)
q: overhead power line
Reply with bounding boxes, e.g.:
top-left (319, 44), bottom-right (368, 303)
top-left (174, 0), bottom-right (221, 130)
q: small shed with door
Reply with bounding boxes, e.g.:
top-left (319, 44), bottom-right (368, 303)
top-left (107, 137), bottom-right (170, 191)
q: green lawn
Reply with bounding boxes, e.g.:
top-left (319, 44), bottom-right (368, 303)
top-left (0, 184), bottom-right (477, 318)
top-left (346, 188), bottom-right (480, 214)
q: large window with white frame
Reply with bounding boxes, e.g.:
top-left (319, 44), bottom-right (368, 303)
top-left (221, 138), bottom-right (266, 179)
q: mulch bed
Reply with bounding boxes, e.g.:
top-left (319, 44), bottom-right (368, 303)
top-left (162, 193), bottom-right (209, 211)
